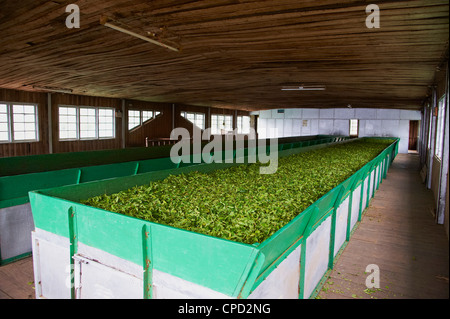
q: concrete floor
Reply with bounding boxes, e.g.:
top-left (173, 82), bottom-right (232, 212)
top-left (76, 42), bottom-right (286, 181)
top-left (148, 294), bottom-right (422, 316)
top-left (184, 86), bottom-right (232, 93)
top-left (0, 153), bottom-right (448, 299)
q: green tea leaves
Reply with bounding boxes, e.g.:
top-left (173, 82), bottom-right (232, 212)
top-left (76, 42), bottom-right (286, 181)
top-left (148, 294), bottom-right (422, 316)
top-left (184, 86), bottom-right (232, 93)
top-left (81, 139), bottom-right (393, 244)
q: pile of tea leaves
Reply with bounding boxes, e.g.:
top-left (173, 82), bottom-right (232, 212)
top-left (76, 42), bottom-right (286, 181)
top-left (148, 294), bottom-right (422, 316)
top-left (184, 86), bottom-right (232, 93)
top-left (81, 139), bottom-right (393, 244)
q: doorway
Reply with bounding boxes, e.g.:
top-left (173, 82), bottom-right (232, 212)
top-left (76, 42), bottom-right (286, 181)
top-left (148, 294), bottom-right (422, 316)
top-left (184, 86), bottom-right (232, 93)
top-left (408, 120), bottom-right (419, 152)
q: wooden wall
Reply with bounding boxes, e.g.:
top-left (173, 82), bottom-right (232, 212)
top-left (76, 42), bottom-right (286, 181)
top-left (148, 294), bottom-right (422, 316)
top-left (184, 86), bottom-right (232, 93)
top-left (52, 93), bottom-right (122, 153)
top-left (0, 88), bottom-right (250, 157)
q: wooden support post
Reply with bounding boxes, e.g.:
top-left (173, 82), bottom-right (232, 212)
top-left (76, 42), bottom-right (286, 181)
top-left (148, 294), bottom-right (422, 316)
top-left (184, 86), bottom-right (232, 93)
top-left (436, 61), bottom-right (449, 224)
top-left (47, 93), bottom-right (53, 154)
top-left (427, 86), bottom-right (437, 189)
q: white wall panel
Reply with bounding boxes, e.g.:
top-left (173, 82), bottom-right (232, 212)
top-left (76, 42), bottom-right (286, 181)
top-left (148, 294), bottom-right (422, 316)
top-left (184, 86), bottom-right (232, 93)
top-left (302, 108), bottom-right (319, 118)
top-left (318, 119), bottom-right (334, 135)
top-left (377, 109), bottom-right (400, 120)
top-left (292, 119), bottom-right (302, 135)
top-left (256, 108), bottom-right (419, 153)
top-left (310, 119), bottom-right (319, 135)
top-left (275, 119), bottom-right (284, 137)
top-left (319, 109), bottom-right (334, 119)
top-left (285, 108), bottom-right (302, 118)
top-left (355, 108), bottom-right (377, 120)
top-left (272, 109), bottom-right (285, 119)
top-left (304, 217), bottom-right (331, 299)
top-left (334, 108), bottom-right (355, 119)
top-left (381, 120), bottom-right (399, 136)
top-left (333, 120), bottom-right (349, 135)
top-left (283, 119), bottom-right (293, 137)
top-left (249, 245), bottom-right (301, 299)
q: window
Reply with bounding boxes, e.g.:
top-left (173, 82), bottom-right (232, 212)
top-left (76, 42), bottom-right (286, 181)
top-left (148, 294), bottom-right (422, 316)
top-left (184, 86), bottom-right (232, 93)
top-left (349, 119), bottom-right (359, 137)
top-left (237, 115), bottom-right (250, 134)
top-left (98, 108), bottom-right (115, 138)
top-left (128, 109), bottom-right (161, 131)
top-left (181, 111), bottom-right (205, 130)
top-left (435, 95), bottom-right (446, 159)
top-left (211, 114), bottom-right (232, 135)
top-left (0, 102), bottom-right (39, 143)
top-left (59, 106), bottom-right (78, 140)
top-left (79, 108), bottom-right (97, 139)
top-left (59, 105), bottom-right (115, 141)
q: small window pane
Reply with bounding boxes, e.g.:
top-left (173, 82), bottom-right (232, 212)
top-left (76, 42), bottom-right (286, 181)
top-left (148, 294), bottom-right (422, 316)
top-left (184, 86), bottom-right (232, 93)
top-left (24, 105), bottom-right (35, 114)
top-left (0, 123), bottom-right (8, 131)
top-left (0, 132), bottom-right (9, 141)
top-left (142, 110), bottom-right (153, 123)
top-left (25, 131), bottom-right (36, 140)
top-left (14, 131), bottom-right (24, 140)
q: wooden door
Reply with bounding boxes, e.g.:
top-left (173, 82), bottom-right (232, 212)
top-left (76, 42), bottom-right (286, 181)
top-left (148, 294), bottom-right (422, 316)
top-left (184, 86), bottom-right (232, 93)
top-left (408, 120), bottom-right (419, 150)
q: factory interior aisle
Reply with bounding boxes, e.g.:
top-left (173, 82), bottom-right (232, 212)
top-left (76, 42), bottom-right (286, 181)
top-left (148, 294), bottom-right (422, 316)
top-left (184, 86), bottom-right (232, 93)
top-left (317, 153), bottom-right (449, 299)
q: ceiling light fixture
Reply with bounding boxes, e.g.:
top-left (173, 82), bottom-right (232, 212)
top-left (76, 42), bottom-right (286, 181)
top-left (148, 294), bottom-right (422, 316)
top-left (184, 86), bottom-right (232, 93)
top-left (281, 85), bottom-right (326, 91)
top-left (100, 16), bottom-right (179, 52)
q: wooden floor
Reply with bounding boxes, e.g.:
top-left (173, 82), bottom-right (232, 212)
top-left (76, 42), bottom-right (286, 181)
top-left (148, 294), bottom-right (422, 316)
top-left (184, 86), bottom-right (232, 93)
top-left (318, 153), bottom-right (449, 299)
top-left (0, 153), bottom-right (448, 299)
top-left (0, 257), bottom-right (34, 299)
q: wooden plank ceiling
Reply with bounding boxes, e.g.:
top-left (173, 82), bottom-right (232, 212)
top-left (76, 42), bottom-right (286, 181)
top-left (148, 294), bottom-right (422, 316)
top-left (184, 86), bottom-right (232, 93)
top-left (0, 0), bottom-right (448, 111)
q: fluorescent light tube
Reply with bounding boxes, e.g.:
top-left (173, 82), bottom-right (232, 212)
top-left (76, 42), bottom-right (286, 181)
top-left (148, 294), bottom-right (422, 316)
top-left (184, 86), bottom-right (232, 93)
top-left (32, 86), bottom-right (73, 94)
top-left (281, 85), bottom-right (326, 91)
top-left (100, 17), bottom-right (179, 52)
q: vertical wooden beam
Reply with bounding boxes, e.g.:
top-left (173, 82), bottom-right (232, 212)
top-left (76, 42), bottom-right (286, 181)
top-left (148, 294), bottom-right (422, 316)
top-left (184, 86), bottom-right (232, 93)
top-left (437, 61), bottom-right (449, 224)
top-left (418, 105), bottom-right (425, 165)
top-left (207, 107), bottom-right (211, 141)
top-left (420, 103), bottom-right (430, 166)
top-left (47, 93), bottom-right (53, 154)
top-left (427, 87), bottom-right (437, 190)
top-left (121, 99), bottom-right (126, 149)
top-left (172, 103), bottom-right (175, 131)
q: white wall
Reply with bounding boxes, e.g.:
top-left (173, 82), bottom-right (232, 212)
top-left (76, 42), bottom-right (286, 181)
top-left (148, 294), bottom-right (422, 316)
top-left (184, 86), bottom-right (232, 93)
top-left (253, 108), bottom-right (421, 153)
